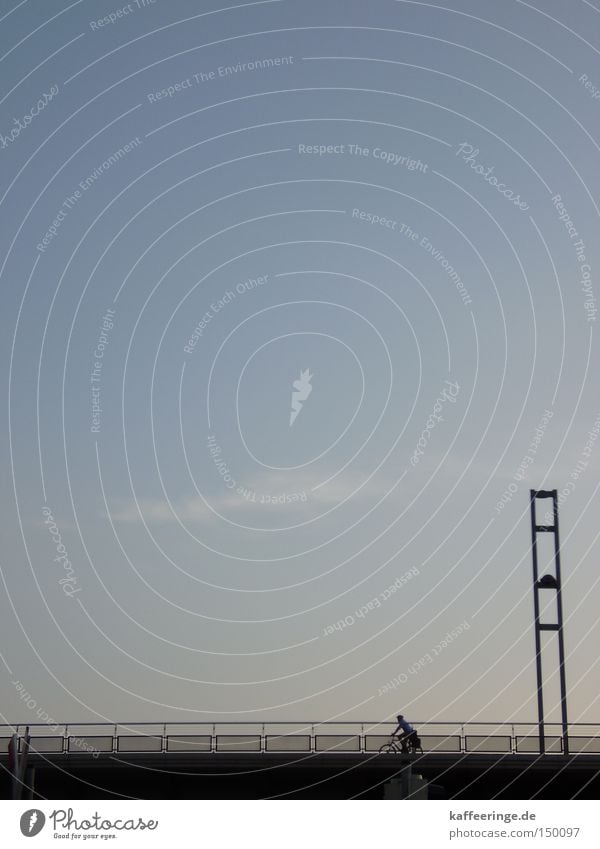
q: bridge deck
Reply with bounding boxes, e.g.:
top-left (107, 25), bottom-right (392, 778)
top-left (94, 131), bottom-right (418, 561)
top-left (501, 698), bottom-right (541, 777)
top-left (3, 751), bottom-right (600, 799)
top-left (4, 722), bottom-right (599, 798)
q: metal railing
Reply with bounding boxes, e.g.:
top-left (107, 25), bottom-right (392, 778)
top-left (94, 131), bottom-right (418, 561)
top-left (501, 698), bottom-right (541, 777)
top-left (1, 721), bottom-right (599, 756)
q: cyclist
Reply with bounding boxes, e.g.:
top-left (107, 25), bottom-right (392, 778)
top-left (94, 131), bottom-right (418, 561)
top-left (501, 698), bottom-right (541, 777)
top-left (392, 714), bottom-right (415, 753)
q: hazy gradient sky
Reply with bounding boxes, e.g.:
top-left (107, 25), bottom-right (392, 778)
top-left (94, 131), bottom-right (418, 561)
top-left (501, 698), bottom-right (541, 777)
top-left (1, 0), bottom-right (599, 731)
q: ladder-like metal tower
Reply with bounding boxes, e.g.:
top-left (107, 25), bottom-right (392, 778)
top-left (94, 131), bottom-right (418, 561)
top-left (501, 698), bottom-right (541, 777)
top-left (529, 489), bottom-right (569, 755)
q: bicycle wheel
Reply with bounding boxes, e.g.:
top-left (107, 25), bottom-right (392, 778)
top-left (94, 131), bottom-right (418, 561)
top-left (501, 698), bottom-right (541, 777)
top-left (378, 743), bottom-right (398, 754)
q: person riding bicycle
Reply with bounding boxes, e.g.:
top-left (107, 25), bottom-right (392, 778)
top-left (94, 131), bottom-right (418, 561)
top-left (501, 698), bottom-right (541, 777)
top-left (392, 714), bottom-right (416, 753)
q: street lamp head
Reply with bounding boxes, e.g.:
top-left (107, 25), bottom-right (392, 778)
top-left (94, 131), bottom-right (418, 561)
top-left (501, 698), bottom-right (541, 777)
top-left (537, 574), bottom-right (558, 589)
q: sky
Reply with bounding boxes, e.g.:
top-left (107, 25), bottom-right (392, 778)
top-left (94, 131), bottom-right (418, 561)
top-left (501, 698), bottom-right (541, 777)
top-left (1, 0), bottom-right (599, 735)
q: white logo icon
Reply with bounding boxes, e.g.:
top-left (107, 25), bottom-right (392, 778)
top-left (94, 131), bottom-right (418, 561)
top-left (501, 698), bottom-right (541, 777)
top-left (289, 369), bottom-right (313, 426)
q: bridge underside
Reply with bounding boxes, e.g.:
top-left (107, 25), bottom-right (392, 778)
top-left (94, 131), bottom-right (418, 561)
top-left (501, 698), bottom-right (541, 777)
top-left (3, 753), bottom-right (600, 799)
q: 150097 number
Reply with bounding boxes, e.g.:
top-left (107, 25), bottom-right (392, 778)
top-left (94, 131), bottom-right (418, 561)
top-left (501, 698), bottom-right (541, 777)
top-left (542, 828), bottom-right (580, 838)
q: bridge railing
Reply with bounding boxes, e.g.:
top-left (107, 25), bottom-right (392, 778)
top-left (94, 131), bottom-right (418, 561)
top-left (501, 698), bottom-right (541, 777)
top-left (1, 721), bottom-right (599, 756)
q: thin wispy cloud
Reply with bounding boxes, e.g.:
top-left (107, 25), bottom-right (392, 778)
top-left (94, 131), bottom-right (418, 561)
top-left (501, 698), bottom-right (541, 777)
top-left (109, 469), bottom-right (394, 525)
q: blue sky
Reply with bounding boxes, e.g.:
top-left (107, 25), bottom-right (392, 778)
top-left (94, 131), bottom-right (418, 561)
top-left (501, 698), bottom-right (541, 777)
top-left (1, 0), bottom-right (599, 729)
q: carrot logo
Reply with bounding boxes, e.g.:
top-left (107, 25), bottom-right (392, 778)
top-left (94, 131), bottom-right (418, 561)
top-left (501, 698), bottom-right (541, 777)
top-left (289, 369), bottom-right (313, 426)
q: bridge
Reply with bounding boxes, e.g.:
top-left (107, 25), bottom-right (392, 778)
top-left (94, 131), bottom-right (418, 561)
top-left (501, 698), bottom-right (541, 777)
top-left (3, 721), bottom-right (599, 799)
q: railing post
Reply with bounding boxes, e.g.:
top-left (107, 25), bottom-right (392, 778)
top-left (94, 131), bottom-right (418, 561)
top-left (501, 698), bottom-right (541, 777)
top-left (9, 733), bottom-right (19, 799)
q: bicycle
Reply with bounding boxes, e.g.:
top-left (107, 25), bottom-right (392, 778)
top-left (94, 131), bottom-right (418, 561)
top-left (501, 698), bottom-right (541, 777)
top-left (378, 732), bottom-right (423, 755)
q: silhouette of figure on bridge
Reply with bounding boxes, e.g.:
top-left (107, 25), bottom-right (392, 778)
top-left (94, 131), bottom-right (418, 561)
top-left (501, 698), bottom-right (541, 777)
top-left (392, 714), bottom-right (416, 753)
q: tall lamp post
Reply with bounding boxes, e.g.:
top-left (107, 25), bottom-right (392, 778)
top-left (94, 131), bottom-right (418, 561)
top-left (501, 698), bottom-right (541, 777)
top-left (529, 489), bottom-right (569, 755)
